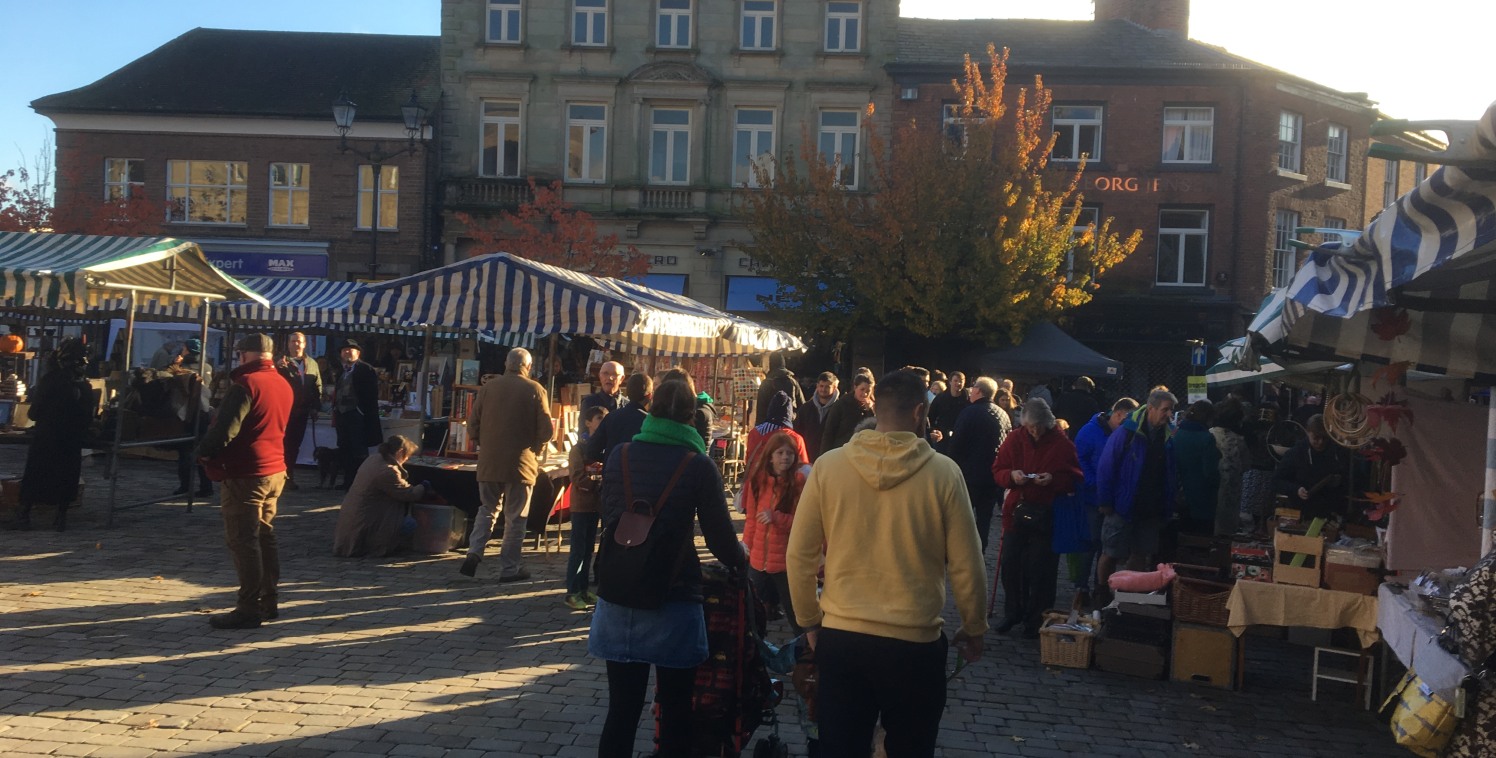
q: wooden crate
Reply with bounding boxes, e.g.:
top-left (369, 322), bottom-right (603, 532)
top-left (1273, 529), bottom-right (1324, 588)
top-left (1172, 621), bottom-right (1243, 690)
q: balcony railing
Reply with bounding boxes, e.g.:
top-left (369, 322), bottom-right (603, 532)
top-left (443, 177), bottom-right (534, 209)
top-left (640, 187), bottom-right (694, 210)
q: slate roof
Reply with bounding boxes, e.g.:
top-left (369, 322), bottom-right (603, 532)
top-left (894, 17), bottom-right (1266, 74)
top-left (32, 28), bottom-right (440, 122)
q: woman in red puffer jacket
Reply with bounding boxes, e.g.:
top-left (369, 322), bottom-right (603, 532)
top-left (742, 429), bottom-right (808, 635)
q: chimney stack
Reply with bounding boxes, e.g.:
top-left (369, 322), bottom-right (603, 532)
top-left (1094, 0), bottom-right (1190, 37)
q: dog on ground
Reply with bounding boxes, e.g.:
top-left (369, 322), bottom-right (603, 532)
top-left (314, 447), bottom-right (339, 488)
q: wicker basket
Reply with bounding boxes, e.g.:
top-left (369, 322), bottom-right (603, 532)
top-left (1173, 576), bottom-right (1234, 627)
top-left (1039, 610), bottom-right (1096, 669)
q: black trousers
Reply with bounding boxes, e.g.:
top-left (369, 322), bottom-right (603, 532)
top-left (816, 628), bottom-right (948, 758)
top-left (750, 568), bottom-right (803, 636)
top-left (999, 526), bottom-right (1058, 629)
top-left (335, 417), bottom-right (367, 490)
top-left (969, 487), bottom-right (1001, 554)
top-left (599, 660), bottom-right (695, 758)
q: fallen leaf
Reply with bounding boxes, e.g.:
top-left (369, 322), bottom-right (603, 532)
top-left (134, 718), bottom-right (158, 730)
top-left (22, 591), bottom-right (42, 597)
top-left (151, 576), bottom-right (164, 581)
top-left (1010, 736), bottom-right (1026, 743)
top-left (1199, 704), bottom-right (1218, 712)
top-left (1183, 742), bottom-right (1202, 750)
top-left (96, 543), bottom-right (102, 549)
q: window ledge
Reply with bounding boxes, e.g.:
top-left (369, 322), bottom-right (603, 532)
top-left (1274, 167), bottom-right (1308, 181)
top-left (165, 222), bottom-right (248, 228)
top-left (354, 228), bottom-right (400, 233)
top-left (562, 44), bottom-right (614, 53)
top-left (267, 225), bottom-right (311, 230)
top-left (648, 46), bottom-right (697, 56)
top-left (1324, 179), bottom-right (1353, 191)
top-left (480, 41), bottom-right (528, 50)
top-left (1159, 162), bottom-right (1218, 172)
top-left (732, 47), bottom-right (783, 58)
top-left (817, 51), bottom-right (867, 61)
top-left (1150, 284), bottom-right (1213, 294)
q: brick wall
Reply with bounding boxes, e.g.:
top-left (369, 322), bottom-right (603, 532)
top-left (54, 129), bottom-right (432, 280)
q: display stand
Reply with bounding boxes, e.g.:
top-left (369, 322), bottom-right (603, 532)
top-left (445, 384), bottom-right (481, 458)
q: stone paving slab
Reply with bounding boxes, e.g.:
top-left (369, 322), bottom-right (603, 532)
top-left (0, 453), bottom-right (1408, 757)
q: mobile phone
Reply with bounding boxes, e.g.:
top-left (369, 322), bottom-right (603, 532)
top-left (1024, 473), bottom-right (1039, 479)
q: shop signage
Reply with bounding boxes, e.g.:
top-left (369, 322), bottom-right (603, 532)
top-left (1089, 175), bottom-right (1196, 194)
top-left (1187, 375), bottom-right (1208, 403)
top-left (206, 252), bottom-right (329, 278)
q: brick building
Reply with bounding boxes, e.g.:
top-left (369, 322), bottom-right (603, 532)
top-left (32, 28), bottom-right (440, 281)
top-left (888, 0), bottom-right (1379, 392)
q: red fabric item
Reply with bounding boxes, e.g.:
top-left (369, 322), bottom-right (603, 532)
top-left (742, 469), bottom-right (805, 573)
top-left (215, 360), bottom-right (294, 479)
top-left (991, 426), bottom-right (1083, 528)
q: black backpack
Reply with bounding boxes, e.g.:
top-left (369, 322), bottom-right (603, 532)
top-left (595, 445), bottom-right (696, 610)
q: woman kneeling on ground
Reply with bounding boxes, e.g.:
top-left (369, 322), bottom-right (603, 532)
top-left (332, 435), bottom-right (428, 558)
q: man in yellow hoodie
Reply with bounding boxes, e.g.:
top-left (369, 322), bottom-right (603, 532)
top-left (787, 369), bottom-right (988, 757)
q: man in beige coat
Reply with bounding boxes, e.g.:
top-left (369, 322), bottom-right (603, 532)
top-left (459, 348), bottom-right (553, 580)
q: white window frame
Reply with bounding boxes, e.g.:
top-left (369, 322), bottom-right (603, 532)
top-left (649, 108), bottom-right (692, 185)
top-left (657, 0), bottom-right (691, 48)
top-left (572, 0), bottom-right (608, 46)
top-left (824, 1), bottom-right (861, 53)
top-left (1272, 209), bottom-right (1300, 289)
top-left (1413, 162), bottom-right (1428, 184)
top-left (1161, 106), bottom-right (1213, 164)
top-left (741, 0), bottom-right (776, 50)
top-left (566, 103), bottom-right (608, 184)
top-left (268, 162), bottom-right (310, 228)
top-left (166, 160), bottom-right (248, 225)
top-left (1051, 105), bottom-right (1103, 162)
top-left (818, 109), bottom-right (861, 190)
top-left (733, 107), bottom-right (775, 187)
top-left (104, 158), bottom-right (144, 200)
top-left (1067, 205), bottom-right (1100, 279)
top-left (941, 103), bottom-right (986, 149)
top-left (1155, 209), bottom-right (1209, 287)
top-left (486, 0), bottom-right (522, 44)
top-left (1278, 111), bottom-right (1303, 173)
top-left (356, 165), bottom-right (398, 231)
top-left (1327, 123), bottom-right (1349, 183)
top-left (480, 100), bottom-right (523, 178)
top-left (1382, 159), bottom-right (1400, 208)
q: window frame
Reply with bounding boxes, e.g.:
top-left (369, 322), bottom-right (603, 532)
top-left (733, 107), bottom-right (776, 188)
top-left (1326, 123), bottom-right (1349, 183)
top-left (267, 162), bottom-right (310, 228)
top-left (486, 0), bottom-right (523, 44)
top-left (656, 0), bottom-right (692, 48)
top-left (1066, 204), bottom-right (1100, 280)
top-left (1161, 106), bottom-right (1214, 164)
top-left (941, 103), bottom-right (987, 150)
top-left (356, 165), bottom-right (399, 231)
top-left (565, 103), bottom-right (609, 184)
top-left (649, 107), bottom-right (692, 186)
top-left (1051, 104), bottom-right (1103, 163)
top-left (104, 158), bottom-right (144, 200)
top-left (1382, 159), bottom-right (1400, 208)
top-left (824, 1), bottom-right (862, 53)
top-left (572, 0), bottom-right (608, 46)
top-left (817, 109), bottom-right (861, 190)
top-left (479, 100), bottom-right (523, 178)
top-left (741, 0), bottom-right (777, 50)
top-left (1413, 162), bottom-right (1428, 184)
top-left (166, 159), bottom-right (249, 226)
top-left (1278, 111), bottom-right (1303, 173)
top-left (1272, 209), bottom-right (1300, 289)
top-left (1155, 208), bottom-right (1210, 287)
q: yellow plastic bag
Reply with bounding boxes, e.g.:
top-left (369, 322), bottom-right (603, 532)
top-left (1379, 669), bottom-right (1460, 757)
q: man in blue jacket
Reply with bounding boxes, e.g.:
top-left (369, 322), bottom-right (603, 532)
top-left (1073, 396), bottom-right (1138, 605)
top-left (1095, 390), bottom-right (1178, 598)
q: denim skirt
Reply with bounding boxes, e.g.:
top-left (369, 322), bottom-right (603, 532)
top-left (588, 598), bottom-right (709, 669)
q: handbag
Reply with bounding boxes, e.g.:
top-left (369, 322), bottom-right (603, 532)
top-left (1379, 669), bottom-right (1460, 757)
top-left (1012, 501), bottom-right (1052, 534)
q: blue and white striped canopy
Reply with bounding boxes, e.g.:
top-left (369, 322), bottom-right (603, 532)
top-left (1243, 101), bottom-right (1496, 382)
top-left (0, 232), bottom-right (263, 311)
top-left (351, 253), bottom-right (803, 357)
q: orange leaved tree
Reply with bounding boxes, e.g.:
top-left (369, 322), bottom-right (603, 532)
top-left (454, 178), bottom-right (647, 279)
top-left (738, 46), bottom-right (1141, 343)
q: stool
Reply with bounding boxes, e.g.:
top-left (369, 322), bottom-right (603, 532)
top-left (1312, 646), bottom-right (1374, 709)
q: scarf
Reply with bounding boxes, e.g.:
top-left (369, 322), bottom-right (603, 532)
top-left (633, 414), bottom-right (707, 454)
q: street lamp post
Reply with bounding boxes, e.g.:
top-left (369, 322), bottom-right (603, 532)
top-left (332, 90), bottom-right (426, 279)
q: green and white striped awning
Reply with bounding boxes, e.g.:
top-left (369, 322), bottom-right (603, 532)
top-left (0, 232), bottom-right (263, 311)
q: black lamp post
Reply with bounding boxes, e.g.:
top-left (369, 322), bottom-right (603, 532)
top-left (332, 90), bottom-right (426, 279)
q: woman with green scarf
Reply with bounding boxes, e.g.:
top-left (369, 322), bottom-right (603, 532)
top-left (589, 378), bottom-right (746, 756)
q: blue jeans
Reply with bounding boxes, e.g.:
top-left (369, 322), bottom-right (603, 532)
top-left (565, 511), bottom-right (600, 595)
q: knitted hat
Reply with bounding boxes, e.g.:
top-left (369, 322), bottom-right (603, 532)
top-left (183, 338), bottom-right (203, 355)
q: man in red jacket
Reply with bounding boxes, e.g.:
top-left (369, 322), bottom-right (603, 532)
top-left (197, 333), bottom-right (293, 630)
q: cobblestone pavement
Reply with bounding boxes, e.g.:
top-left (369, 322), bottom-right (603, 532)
top-left (0, 452), bottom-right (1408, 757)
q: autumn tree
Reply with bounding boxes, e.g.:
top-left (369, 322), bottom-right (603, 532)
top-left (738, 46), bottom-right (1142, 344)
top-left (0, 146), bottom-right (164, 236)
top-left (454, 178), bottom-right (648, 279)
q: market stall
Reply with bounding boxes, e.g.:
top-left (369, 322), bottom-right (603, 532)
top-left (0, 232), bottom-right (264, 525)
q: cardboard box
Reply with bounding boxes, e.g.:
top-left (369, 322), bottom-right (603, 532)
top-left (1273, 529), bottom-right (1324, 588)
top-left (1113, 590), bottom-right (1167, 606)
top-left (1324, 562), bottom-right (1381, 596)
top-left (1172, 622), bottom-right (1243, 690)
top-left (1230, 539), bottom-right (1274, 583)
top-left (1095, 637), bottom-right (1167, 679)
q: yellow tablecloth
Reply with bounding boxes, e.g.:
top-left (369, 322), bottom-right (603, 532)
top-left (1226, 581), bottom-right (1381, 648)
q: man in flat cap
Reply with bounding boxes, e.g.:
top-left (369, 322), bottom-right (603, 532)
top-left (332, 339), bottom-right (382, 490)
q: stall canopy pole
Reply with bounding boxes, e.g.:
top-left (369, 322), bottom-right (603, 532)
top-left (105, 291), bottom-right (136, 527)
top-left (1483, 400), bottom-right (1496, 557)
top-left (547, 333), bottom-right (559, 402)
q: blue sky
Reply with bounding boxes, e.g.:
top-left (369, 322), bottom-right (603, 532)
top-left (5, 1), bottom-right (1494, 169)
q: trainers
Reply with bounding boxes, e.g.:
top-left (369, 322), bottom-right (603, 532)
top-left (581, 591), bottom-right (599, 605)
top-left (208, 610), bottom-right (262, 630)
top-left (563, 594), bottom-right (589, 611)
top-left (459, 556), bottom-right (480, 577)
top-left (498, 568), bottom-right (531, 583)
